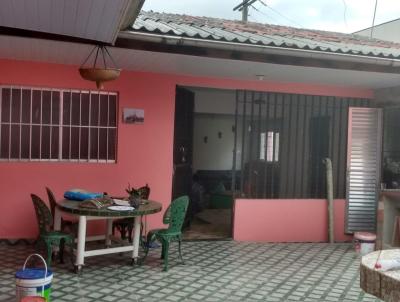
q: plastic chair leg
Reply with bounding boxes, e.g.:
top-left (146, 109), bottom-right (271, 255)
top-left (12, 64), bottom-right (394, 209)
top-left (141, 233), bottom-right (153, 264)
top-left (116, 224), bottom-right (128, 240)
top-left (163, 241), bottom-right (170, 272)
top-left (59, 238), bottom-right (65, 263)
top-left (178, 239), bottom-right (185, 264)
top-left (46, 241), bottom-right (52, 267)
top-left (68, 239), bottom-right (75, 266)
top-left (127, 224), bottom-right (133, 243)
top-left (161, 242), bottom-right (165, 259)
top-left (139, 222), bottom-right (146, 249)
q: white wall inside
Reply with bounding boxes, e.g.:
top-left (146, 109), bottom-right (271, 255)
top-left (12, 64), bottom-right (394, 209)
top-left (194, 88), bottom-right (236, 114)
top-left (190, 87), bottom-right (241, 171)
top-left (193, 113), bottom-right (242, 171)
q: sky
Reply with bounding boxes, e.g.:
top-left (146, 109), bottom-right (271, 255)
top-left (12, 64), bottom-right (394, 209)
top-left (142, 0), bottom-right (400, 33)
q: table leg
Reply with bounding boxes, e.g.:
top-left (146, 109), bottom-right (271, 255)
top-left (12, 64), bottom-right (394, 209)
top-left (75, 215), bottom-right (87, 268)
top-left (54, 207), bottom-right (62, 231)
top-left (132, 216), bottom-right (142, 263)
top-left (106, 219), bottom-right (113, 247)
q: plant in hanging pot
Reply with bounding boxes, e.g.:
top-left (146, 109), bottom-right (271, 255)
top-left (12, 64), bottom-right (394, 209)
top-left (125, 184), bottom-right (141, 208)
top-left (79, 45), bottom-right (121, 89)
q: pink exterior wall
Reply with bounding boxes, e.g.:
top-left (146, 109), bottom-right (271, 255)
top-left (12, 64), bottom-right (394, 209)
top-left (0, 58), bottom-right (372, 239)
top-left (233, 199), bottom-right (353, 242)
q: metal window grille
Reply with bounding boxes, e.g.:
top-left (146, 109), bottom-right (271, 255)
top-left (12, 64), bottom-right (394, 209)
top-left (232, 90), bottom-right (372, 199)
top-left (0, 86), bottom-right (118, 163)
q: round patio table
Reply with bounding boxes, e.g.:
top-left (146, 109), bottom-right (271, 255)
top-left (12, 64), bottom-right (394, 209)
top-left (360, 249), bottom-right (400, 301)
top-left (54, 199), bottom-right (162, 272)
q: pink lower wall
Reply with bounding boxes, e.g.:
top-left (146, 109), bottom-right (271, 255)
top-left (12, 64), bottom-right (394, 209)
top-left (233, 199), bottom-right (353, 242)
top-left (0, 58), bottom-right (372, 239)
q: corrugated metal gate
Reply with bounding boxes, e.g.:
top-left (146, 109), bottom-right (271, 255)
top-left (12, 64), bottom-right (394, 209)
top-left (345, 107), bottom-right (382, 233)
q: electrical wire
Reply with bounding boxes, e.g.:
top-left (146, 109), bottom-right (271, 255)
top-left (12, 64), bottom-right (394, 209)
top-left (250, 4), bottom-right (284, 25)
top-left (257, 0), bottom-right (303, 28)
top-left (342, 0), bottom-right (348, 28)
top-left (370, 0), bottom-right (378, 38)
top-left (248, 12), bottom-right (261, 23)
top-left (251, 1), bottom-right (346, 50)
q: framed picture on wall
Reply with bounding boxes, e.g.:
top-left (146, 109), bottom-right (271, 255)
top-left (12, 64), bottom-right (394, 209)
top-left (123, 108), bottom-right (144, 124)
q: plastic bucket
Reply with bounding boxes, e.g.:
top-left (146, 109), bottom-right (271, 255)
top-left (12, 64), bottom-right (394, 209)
top-left (354, 232), bottom-right (376, 256)
top-left (15, 254), bottom-right (53, 302)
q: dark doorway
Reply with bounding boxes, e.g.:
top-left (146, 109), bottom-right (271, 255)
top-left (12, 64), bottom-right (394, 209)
top-left (309, 116), bottom-right (330, 198)
top-left (173, 86), bottom-right (235, 240)
top-left (172, 87), bottom-right (194, 200)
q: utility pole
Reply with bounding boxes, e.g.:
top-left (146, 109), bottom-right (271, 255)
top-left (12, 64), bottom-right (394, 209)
top-left (242, 3), bottom-right (248, 22)
top-left (233, 0), bottom-right (257, 22)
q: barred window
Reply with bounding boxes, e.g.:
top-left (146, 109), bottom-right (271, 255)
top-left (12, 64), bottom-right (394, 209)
top-left (259, 131), bottom-right (279, 162)
top-left (0, 86), bottom-right (117, 162)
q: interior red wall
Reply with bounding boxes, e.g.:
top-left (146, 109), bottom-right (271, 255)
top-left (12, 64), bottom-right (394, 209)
top-left (0, 58), bottom-right (372, 239)
top-left (233, 199), bottom-right (353, 242)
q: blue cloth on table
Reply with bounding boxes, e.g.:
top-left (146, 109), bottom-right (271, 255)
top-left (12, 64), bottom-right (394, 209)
top-left (64, 190), bottom-right (103, 201)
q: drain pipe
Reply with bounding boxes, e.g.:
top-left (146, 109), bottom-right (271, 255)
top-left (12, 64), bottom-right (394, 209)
top-left (323, 158), bottom-right (334, 243)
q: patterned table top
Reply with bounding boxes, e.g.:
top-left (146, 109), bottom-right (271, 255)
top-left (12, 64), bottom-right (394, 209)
top-left (57, 198), bottom-right (162, 217)
top-left (360, 249), bottom-right (400, 301)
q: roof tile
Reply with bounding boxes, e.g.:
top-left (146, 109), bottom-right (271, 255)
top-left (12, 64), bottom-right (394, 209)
top-left (130, 11), bottom-right (400, 59)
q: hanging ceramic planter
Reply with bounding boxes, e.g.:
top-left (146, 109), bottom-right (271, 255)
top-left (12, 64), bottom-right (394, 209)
top-left (79, 45), bottom-right (121, 89)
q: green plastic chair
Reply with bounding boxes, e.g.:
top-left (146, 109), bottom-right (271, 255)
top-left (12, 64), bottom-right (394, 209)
top-left (112, 184), bottom-right (151, 243)
top-left (143, 195), bottom-right (189, 271)
top-left (46, 187), bottom-right (78, 235)
top-left (31, 194), bottom-right (74, 267)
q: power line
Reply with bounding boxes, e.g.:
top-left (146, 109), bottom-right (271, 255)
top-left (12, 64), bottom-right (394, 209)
top-left (248, 14), bottom-right (261, 23)
top-left (252, 2), bottom-right (342, 50)
top-left (250, 4), bottom-right (283, 25)
top-left (370, 0), bottom-right (378, 38)
top-left (342, 0), bottom-right (348, 28)
top-left (257, 0), bottom-right (303, 28)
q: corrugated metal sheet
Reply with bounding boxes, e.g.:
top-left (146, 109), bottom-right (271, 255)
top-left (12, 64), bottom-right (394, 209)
top-left (0, 0), bottom-right (131, 43)
top-left (130, 11), bottom-right (400, 59)
top-left (346, 108), bottom-right (382, 233)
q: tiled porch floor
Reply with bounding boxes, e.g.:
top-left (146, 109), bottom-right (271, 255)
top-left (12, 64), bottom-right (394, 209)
top-left (0, 241), bottom-right (381, 301)
top-left (183, 209), bottom-right (231, 240)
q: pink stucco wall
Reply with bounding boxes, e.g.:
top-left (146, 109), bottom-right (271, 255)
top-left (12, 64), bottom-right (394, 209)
top-left (233, 199), bottom-right (352, 242)
top-left (0, 58), bottom-right (372, 239)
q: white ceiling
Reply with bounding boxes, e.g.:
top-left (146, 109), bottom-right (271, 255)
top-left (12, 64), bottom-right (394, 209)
top-left (0, 0), bottom-right (131, 43)
top-left (1, 34), bottom-right (400, 89)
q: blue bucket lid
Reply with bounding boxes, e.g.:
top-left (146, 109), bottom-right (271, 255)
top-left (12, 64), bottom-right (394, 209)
top-left (15, 268), bottom-right (53, 279)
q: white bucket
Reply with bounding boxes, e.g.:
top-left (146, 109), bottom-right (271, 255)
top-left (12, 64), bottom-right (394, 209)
top-left (354, 232), bottom-right (376, 256)
top-left (360, 242), bottom-right (375, 256)
top-left (15, 254), bottom-right (53, 302)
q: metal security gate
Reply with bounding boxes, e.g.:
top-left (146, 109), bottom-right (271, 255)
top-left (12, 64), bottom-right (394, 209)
top-left (345, 107), bottom-right (382, 233)
top-left (232, 90), bottom-right (372, 199)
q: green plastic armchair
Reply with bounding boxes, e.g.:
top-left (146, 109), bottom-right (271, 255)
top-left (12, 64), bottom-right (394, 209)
top-left (46, 187), bottom-right (78, 235)
top-left (31, 194), bottom-right (74, 267)
top-left (143, 195), bottom-right (189, 271)
top-left (112, 184), bottom-right (151, 243)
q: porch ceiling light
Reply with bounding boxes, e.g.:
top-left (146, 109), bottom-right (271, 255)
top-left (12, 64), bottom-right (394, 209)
top-left (79, 45), bottom-right (121, 89)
